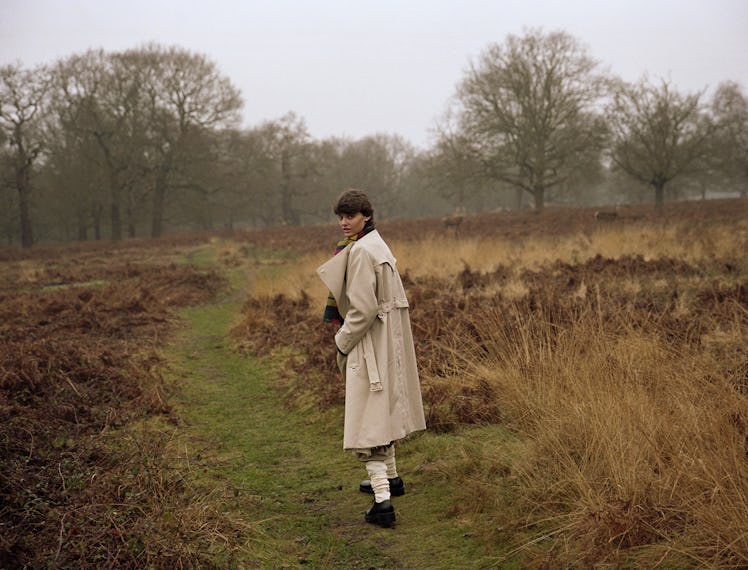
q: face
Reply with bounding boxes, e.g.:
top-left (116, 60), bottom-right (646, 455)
top-left (338, 212), bottom-right (370, 237)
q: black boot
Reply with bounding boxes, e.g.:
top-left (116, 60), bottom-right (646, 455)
top-left (365, 499), bottom-right (396, 527)
top-left (359, 476), bottom-right (405, 496)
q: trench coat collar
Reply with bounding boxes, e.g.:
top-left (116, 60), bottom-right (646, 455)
top-left (316, 244), bottom-right (350, 307)
top-left (316, 230), bottom-right (391, 307)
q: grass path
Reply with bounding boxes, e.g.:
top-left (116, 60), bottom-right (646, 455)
top-left (164, 287), bottom-right (502, 568)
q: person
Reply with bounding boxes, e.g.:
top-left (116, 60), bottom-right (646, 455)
top-left (316, 188), bottom-right (426, 528)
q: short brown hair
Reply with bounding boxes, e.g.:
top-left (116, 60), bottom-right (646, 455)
top-left (334, 188), bottom-right (374, 219)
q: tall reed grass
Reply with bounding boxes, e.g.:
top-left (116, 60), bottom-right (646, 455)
top-left (463, 305), bottom-right (748, 566)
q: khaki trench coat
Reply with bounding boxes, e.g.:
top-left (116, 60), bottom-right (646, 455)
top-left (316, 230), bottom-right (426, 450)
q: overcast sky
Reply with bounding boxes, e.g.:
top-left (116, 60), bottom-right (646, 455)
top-left (2, 0), bottom-right (746, 148)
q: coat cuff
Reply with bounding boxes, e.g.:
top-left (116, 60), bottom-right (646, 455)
top-left (334, 333), bottom-right (348, 356)
top-left (335, 330), bottom-right (352, 356)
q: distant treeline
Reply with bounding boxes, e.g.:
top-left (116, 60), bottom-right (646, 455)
top-left (1, 30), bottom-right (746, 247)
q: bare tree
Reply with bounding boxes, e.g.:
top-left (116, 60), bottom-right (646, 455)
top-left (40, 123), bottom-right (106, 241)
top-left (444, 29), bottom-right (607, 212)
top-left (711, 81), bottom-right (748, 198)
top-left (135, 44), bottom-right (243, 237)
top-left (0, 132), bottom-right (19, 244)
top-left (220, 126), bottom-right (280, 227)
top-left (606, 77), bottom-right (714, 210)
top-left (250, 112), bottom-right (316, 226)
top-left (335, 133), bottom-right (414, 218)
top-left (51, 49), bottom-right (148, 241)
top-left (429, 114), bottom-right (516, 211)
top-left (49, 46), bottom-right (242, 240)
top-left (0, 63), bottom-right (49, 247)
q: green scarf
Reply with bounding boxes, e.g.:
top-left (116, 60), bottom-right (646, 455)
top-left (322, 224), bottom-right (375, 324)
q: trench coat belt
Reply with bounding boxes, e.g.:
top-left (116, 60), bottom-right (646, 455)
top-left (362, 333), bottom-right (383, 392)
top-left (377, 298), bottom-right (409, 319)
top-left (363, 298), bottom-right (409, 392)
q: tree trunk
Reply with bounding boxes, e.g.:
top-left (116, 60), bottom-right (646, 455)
top-left (110, 188), bottom-right (122, 241)
top-left (125, 187), bottom-right (136, 238)
top-left (532, 187), bottom-right (545, 212)
top-left (280, 183), bottom-right (299, 225)
top-left (92, 203), bottom-right (102, 241)
top-left (196, 188), bottom-right (212, 230)
top-left (16, 167), bottom-right (33, 248)
top-left (76, 208), bottom-right (87, 241)
top-left (151, 181), bottom-right (165, 238)
top-left (654, 182), bottom-right (665, 211)
top-left (514, 187), bottom-right (523, 211)
top-left (279, 153), bottom-right (299, 226)
top-left (151, 160), bottom-right (171, 238)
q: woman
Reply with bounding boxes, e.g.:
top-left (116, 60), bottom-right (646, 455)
top-left (316, 189), bottom-right (426, 528)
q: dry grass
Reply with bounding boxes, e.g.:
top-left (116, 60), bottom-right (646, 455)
top-left (464, 308), bottom-right (748, 567)
top-left (0, 251), bottom-right (265, 568)
top-left (231, 199), bottom-right (748, 567)
top-left (250, 215), bottom-right (746, 304)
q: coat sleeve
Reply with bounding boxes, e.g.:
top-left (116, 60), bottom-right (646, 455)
top-left (335, 246), bottom-right (379, 355)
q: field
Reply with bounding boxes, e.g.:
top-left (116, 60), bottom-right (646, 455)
top-left (2, 199), bottom-right (747, 568)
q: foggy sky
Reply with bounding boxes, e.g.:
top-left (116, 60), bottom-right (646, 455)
top-left (1, 0), bottom-right (746, 148)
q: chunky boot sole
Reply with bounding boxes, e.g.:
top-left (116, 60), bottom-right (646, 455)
top-left (365, 500), bottom-right (396, 528)
top-left (359, 477), bottom-right (405, 496)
